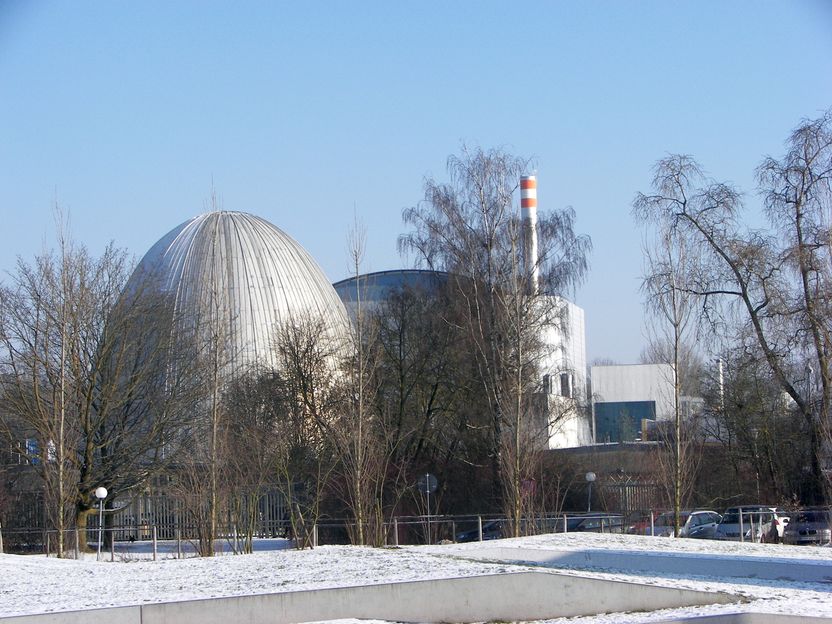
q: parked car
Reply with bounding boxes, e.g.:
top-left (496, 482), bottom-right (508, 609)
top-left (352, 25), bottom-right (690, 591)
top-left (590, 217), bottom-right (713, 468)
top-left (714, 506), bottom-right (786, 542)
top-left (455, 520), bottom-right (503, 542)
top-left (648, 510), bottom-right (722, 538)
top-left (556, 513), bottom-right (625, 533)
top-left (783, 508), bottom-right (832, 546)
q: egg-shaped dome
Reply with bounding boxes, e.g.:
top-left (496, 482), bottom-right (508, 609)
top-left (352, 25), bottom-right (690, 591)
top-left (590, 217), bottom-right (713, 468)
top-left (130, 211), bottom-right (349, 375)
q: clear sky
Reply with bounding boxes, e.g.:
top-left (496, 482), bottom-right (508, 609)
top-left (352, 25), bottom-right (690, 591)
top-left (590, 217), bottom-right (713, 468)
top-left (1, 1), bottom-right (831, 364)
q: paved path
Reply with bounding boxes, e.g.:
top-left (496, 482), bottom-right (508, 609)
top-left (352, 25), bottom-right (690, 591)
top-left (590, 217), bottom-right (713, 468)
top-left (469, 546), bottom-right (832, 584)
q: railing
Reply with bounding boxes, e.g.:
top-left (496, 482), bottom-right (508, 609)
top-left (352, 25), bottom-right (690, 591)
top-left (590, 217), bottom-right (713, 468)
top-left (0, 512), bottom-right (628, 557)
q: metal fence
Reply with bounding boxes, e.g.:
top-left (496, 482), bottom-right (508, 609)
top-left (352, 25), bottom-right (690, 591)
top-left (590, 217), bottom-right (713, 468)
top-left (0, 511), bottom-right (632, 558)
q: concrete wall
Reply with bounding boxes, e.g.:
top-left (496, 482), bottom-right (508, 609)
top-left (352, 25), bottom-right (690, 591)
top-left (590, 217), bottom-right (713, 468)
top-left (1, 571), bottom-right (737, 624)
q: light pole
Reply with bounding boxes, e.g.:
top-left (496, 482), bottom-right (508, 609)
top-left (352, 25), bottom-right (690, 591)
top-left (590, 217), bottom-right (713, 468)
top-left (416, 473), bottom-right (438, 544)
top-left (585, 472), bottom-right (596, 513)
top-left (94, 487), bottom-right (107, 561)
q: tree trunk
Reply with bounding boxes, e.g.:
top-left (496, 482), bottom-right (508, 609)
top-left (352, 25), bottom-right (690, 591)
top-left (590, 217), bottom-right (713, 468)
top-left (75, 505), bottom-right (93, 553)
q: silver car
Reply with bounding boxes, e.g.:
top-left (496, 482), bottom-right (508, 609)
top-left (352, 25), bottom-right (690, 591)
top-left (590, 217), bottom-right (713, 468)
top-left (714, 506), bottom-right (783, 542)
top-left (650, 510), bottom-right (722, 538)
top-left (783, 509), bottom-right (832, 545)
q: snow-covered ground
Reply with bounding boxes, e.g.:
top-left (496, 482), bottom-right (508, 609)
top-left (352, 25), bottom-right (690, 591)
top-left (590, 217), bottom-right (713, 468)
top-left (1, 533), bottom-right (831, 622)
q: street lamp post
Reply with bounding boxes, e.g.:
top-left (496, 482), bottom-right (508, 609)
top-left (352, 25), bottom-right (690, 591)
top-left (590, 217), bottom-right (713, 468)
top-left (585, 472), bottom-right (596, 513)
top-left (94, 487), bottom-right (107, 561)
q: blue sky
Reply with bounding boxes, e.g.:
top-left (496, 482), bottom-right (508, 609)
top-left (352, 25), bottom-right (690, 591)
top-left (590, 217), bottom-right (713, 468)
top-left (1, 1), bottom-right (831, 363)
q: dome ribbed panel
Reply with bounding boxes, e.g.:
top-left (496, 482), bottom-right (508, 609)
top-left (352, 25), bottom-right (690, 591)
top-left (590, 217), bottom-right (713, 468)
top-left (130, 211), bottom-right (349, 376)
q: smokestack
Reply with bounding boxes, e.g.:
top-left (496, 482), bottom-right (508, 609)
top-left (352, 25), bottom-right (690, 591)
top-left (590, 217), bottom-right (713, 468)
top-left (520, 175), bottom-right (539, 295)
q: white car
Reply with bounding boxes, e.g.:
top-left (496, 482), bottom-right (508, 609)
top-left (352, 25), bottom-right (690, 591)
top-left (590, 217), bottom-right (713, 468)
top-left (714, 506), bottom-right (788, 542)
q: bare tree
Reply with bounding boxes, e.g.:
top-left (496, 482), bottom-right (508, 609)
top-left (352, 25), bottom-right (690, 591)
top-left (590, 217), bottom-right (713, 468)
top-left (0, 232), bottom-right (198, 554)
top-left (634, 199), bottom-right (703, 535)
top-left (757, 110), bottom-right (832, 494)
top-left (269, 314), bottom-right (342, 549)
top-left (371, 277), bottom-right (484, 518)
top-left (702, 344), bottom-right (811, 504)
top-left (634, 109), bottom-right (832, 501)
top-left (399, 145), bottom-right (591, 526)
top-left (330, 220), bottom-right (393, 545)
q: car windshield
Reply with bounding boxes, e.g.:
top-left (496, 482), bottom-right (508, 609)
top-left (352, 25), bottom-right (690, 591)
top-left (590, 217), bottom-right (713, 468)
top-left (565, 514), bottom-right (620, 530)
top-left (721, 512), bottom-right (767, 524)
top-left (794, 511), bottom-right (831, 523)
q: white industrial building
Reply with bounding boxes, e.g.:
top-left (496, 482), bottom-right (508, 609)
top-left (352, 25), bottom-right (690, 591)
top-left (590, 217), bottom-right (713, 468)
top-left (540, 298), bottom-right (591, 449)
top-left (590, 363), bottom-right (675, 443)
top-left (520, 175), bottom-right (590, 449)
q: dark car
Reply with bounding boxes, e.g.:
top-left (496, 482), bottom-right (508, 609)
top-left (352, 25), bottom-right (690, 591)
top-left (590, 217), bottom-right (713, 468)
top-left (783, 509), bottom-right (832, 545)
top-left (455, 520), bottom-right (503, 542)
top-left (557, 513), bottom-right (625, 533)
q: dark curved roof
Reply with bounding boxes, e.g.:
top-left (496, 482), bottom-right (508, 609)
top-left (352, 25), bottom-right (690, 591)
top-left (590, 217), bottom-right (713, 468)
top-left (333, 269), bottom-right (449, 303)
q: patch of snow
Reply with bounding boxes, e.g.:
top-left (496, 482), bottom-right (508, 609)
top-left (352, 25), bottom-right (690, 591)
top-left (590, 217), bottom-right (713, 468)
top-left (1, 533), bottom-right (831, 622)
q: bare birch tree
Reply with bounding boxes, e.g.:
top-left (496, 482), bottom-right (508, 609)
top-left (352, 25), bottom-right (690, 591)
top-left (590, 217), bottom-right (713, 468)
top-left (331, 221), bottom-right (391, 545)
top-left (633, 201), bottom-right (702, 535)
top-left (399, 146), bottom-right (591, 521)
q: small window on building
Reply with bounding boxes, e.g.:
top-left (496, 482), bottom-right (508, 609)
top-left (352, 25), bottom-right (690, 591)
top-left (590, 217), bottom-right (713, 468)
top-left (560, 372), bottom-right (572, 398)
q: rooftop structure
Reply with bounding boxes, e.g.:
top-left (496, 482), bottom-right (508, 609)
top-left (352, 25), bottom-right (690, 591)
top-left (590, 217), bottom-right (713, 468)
top-left (333, 269), bottom-right (448, 313)
top-left (130, 210), bottom-right (350, 376)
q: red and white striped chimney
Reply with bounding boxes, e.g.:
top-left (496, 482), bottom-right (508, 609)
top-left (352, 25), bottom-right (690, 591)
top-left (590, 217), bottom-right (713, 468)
top-left (520, 175), bottom-right (539, 295)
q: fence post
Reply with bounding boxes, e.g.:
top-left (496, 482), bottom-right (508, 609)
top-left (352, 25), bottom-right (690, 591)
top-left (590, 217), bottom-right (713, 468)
top-left (451, 521), bottom-right (456, 542)
top-left (739, 509), bottom-right (745, 543)
top-left (75, 529), bottom-right (80, 559)
top-left (45, 531), bottom-right (50, 557)
top-left (650, 511), bottom-right (655, 536)
top-left (393, 517), bottom-right (399, 547)
top-left (0, 521), bottom-right (3, 554)
top-left (312, 524), bottom-right (318, 548)
top-left (477, 516), bottom-right (483, 542)
top-left (110, 529), bottom-right (115, 562)
top-left (563, 513), bottom-right (568, 534)
top-left (176, 529), bottom-right (182, 559)
top-left (152, 526), bottom-right (157, 561)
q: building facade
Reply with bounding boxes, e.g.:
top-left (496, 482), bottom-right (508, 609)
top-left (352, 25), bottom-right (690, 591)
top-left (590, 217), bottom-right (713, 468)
top-left (590, 363), bottom-right (675, 443)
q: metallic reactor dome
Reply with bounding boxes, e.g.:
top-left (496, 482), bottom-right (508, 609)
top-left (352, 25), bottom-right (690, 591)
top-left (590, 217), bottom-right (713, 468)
top-left (130, 211), bottom-right (350, 375)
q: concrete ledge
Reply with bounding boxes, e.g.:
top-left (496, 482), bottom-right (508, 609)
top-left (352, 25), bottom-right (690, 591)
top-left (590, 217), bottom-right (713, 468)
top-left (658, 615), bottom-right (832, 624)
top-left (0, 571), bottom-right (738, 624)
top-left (0, 607), bottom-right (140, 624)
top-left (471, 547), bottom-right (832, 583)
